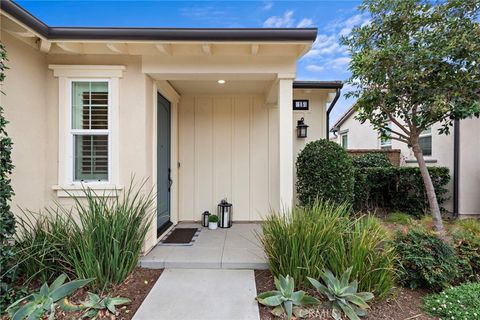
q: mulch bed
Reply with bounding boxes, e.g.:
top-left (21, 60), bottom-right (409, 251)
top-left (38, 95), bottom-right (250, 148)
top-left (55, 267), bottom-right (162, 320)
top-left (254, 270), bottom-right (436, 320)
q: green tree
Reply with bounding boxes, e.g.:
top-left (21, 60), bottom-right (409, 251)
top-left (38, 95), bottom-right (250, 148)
top-left (342, 0), bottom-right (480, 239)
top-left (0, 42), bottom-right (16, 309)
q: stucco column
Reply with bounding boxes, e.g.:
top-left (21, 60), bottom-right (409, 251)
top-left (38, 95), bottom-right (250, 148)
top-left (278, 78), bottom-right (294, 211)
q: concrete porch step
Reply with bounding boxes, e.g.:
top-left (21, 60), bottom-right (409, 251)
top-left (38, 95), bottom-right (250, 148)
top-left (139, 223), bottom-right (269, 270)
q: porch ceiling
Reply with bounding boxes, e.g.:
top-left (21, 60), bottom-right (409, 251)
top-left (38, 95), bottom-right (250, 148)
top-left (168, 79), bottom-right (272, 95)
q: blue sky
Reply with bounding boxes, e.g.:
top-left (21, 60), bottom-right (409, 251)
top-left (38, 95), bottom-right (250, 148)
top-left (18, 0), bottom-right (364, 122)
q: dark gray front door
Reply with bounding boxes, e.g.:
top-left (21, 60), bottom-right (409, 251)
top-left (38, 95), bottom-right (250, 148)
top-left (157, 93), bottom-right (171, 235)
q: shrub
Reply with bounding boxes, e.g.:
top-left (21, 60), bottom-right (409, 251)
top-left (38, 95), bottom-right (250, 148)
top-left (354, 167), bottom-right (450, 217)
top-left (0, 41), bottom-right (18, 310)
top-left (258, 200), bottom-right (395, 298)
top-left (296, 139), bottom-right (354, 205)
top-left (15, 181), bottom-right (154, 289)
top-left (385, 211), bottom-right (413, 225)
top-left (352, 152), bottom-right (392, 168)
top-left (423, 282), bottom-right (480, 319)
top-left (453, 234), bottom-right (480, 283)
top-left (393, 228), bottom-right (459, 291)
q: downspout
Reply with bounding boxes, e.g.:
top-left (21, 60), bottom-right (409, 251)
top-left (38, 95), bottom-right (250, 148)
top-left (453, 119), bottom-right (460, 218)
top-left (326, 88), bottom-right (341, 138)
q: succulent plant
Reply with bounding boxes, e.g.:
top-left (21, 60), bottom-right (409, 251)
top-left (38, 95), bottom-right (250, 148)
top-left (6, 274), bottom-right (92, 320)
top-left (256, 274), bottom-right (320, 319)
top-left (308, 267), bottom-right (374, 320)
top-left (78, 292), bottom-right (130, 319)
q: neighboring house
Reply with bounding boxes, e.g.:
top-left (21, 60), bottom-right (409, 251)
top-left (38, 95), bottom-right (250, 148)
top-left (0, 1), bottom-right (343, 253)
top-left (331, 106), bottom-right (480, 217)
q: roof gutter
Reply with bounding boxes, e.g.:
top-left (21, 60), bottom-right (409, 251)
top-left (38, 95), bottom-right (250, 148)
top-left (453, 119), bottom-right (460, 217)
top-left (1, 1), bottom-right (317, 42)
top-left (326, 88), bottom-right (342, 138)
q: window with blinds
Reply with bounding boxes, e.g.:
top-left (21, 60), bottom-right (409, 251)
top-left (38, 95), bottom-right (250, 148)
top-left (71, 81), bottom-right (109, 181)
top-left (419, 127), bottom-right (432, 156)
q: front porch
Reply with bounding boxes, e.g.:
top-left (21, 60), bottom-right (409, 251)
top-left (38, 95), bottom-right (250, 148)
top-left (140, 222), bottom-right (268, 269)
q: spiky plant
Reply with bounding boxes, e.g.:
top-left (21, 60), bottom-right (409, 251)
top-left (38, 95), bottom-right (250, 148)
top-left (308, 267), bottom-right (374, 320)
top-left (256, 274), bottom-right (320, 319)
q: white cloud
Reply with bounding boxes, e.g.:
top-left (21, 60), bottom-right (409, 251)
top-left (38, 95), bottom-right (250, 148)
top-left (297, 18), bottom-right (314, 28)
top-left (306, 64), bottom-right (325, 72)
top-left (263, 10), bottom-right (295, 28)
top-left (327, 13), bottom-right (369, 37)
top-left (263, 2), bottom-right (273, 10)
top-left (331, 57), bottom-right (351, 69)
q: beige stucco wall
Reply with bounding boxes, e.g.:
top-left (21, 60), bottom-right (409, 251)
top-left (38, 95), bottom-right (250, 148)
top-left (334, 114), bottom-right (380, 149)
top-left (458, 118), bottom-right (480, 216)
top-left (2, 31), bottom-right (49, 219)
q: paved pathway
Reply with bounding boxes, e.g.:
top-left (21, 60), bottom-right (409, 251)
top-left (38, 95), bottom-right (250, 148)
top-left (140, 223), bottom-right (268, 269)
top-left (133, 269), bottom-right (260, 320)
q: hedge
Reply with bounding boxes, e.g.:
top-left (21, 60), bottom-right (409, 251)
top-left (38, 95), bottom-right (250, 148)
top-left (296, 139), bottom-right (354, 205)
top-left (354, 166), bottom-right (450, 217)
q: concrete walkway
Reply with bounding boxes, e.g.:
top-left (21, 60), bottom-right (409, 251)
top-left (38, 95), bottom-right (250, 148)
top-left (132, 269), bottom-right (260, 320)
top-left (140, 223), bottom-right (268, 269)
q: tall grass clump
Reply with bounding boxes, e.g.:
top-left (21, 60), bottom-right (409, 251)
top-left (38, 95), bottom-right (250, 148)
top-left (14, 180), bottom-right (154, 289)
top-left (258, 200), bottom-right (395, 299)
top-left (14, 210), bottom-right (73, 283)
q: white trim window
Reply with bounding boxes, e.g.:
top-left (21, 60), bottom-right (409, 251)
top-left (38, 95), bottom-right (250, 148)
top-left (341, 133), bottom-right (348, 149)
top-left (380, 122), bottom-right (392, 150)
top-left (419, 127), bottom-right (432, 156)
top-left (49, 65), bottom-right (125, 196)
top-left (70, 80), bottom-right (110, 182)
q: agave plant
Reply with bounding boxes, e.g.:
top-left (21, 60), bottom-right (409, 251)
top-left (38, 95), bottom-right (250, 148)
top-left (308, 267), bottom-right (374, 320)
top-left (256, 274), bottom-right (320, 319)
top-left (6, 274), bottom-right (92, 320)
top-left (79, 292), bottom-right (130, 319)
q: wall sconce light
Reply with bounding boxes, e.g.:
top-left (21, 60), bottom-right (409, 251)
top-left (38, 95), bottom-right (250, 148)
top-left (296, 117), bottom-right (308, 138)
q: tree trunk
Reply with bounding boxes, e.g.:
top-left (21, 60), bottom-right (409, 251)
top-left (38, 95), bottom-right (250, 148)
top-left (411, 141), bottom-right (449, 241)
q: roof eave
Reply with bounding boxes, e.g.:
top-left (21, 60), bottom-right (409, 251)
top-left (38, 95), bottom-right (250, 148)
top-left (293, 81), bottom-right (344, 89)
top-left (1, 1), bottom-right (317, 42)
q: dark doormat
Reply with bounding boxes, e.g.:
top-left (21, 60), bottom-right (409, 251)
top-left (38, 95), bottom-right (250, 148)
top-left (159, 228), bottom-right (200, 246)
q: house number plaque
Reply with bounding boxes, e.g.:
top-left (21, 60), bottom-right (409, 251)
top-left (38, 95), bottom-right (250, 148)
top-left (293, 99), bottom-right (309, 110)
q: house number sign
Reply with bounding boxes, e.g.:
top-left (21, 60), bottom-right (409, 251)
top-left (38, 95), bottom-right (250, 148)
top-left (293, 99), bottom-right (309, 110)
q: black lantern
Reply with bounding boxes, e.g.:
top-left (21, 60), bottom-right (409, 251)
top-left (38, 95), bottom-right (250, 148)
top-left (202, 211), bottom-right (211, 227)
top-left (217, 199), bottom-right (232, 228)
top-left (297, 117), bottom-right (308, 138)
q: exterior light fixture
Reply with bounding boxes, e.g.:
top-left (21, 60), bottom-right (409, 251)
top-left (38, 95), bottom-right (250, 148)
top-left (217, 199), bottom-right (232, 228)
top-left (217, 80), bottom-right (226, 84)
top-left (297, 117), bottom-right (309, 138)
top-left (201, 211), bottom-right (211, 227)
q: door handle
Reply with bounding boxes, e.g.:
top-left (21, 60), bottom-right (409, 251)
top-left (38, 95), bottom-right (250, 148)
top-left (168, 168), bottom-right (173, 192)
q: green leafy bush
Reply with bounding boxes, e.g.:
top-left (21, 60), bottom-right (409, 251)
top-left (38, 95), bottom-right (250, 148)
top-left (256, 274), bottom-right (320, 319)
top-left (453, 234), bottom-right (480, 283)
top-left (258, 200), bottom-right (395, 298)
top-left (296, 139), bottom-right (354, 205)
top-left (15, 181), bottom-right (154, 289)
top-left (423, 282), bottom-right (480, 319)
top-left (354, 167), bottom-right (450, 217)
top-left (393, 228), bottom-right (459, 291)
top-left (308, 267), bottom-right (374, 320)
top-left (352, 152), bottom-right (392, 169)
top-left (0, 41), bottom-right (18, 311)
